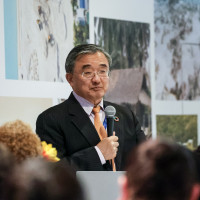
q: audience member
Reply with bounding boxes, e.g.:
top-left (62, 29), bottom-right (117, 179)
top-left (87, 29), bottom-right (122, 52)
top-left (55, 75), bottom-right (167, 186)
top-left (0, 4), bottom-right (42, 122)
top-left (195, 146), bottom-right (200, 155)
top-left (118, 139), bottom-right (200, 200)
top-left (0, 143), bottom-right (15, 198)
top-left (3, 158), bottom-right (85, 200)
top-left (193, 146), bottom-right (200, 181)
top-left (193, 146), bottom-right (200, 200)
top-left (0, 120), bottom-right (42, 162)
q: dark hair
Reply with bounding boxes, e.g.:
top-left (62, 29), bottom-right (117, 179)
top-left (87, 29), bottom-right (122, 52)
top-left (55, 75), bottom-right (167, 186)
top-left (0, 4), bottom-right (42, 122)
top-left (3, 158), bottom-right (84, 200)
top-left (0, 143), bottom-right (15, 198)
top-left (65, 44), bottom-right (112, 73)
top-left (193, 146), bottom-right (200, 183)
top-left (126, 139), bottom-right (197, 200)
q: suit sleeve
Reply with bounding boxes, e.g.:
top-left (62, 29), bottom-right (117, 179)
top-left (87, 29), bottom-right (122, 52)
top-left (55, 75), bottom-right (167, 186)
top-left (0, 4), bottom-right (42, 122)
top-left (131, 110), bottom-right (146, 143)
top-left (36, 113), bottom-right (107, 171)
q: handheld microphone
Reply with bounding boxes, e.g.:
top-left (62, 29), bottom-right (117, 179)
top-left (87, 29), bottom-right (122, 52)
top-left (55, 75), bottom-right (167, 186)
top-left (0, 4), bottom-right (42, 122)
top-left (105, 106), bottom-right (116, 137)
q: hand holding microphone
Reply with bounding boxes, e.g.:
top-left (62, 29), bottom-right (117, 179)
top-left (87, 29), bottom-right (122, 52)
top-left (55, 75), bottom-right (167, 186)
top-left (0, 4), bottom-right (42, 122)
top-left (97, 105), bottom-right (118, 171)
top-left (105, 105), bottom-right (117, 171)
top-left (97, 134), bottom-right (119, 160)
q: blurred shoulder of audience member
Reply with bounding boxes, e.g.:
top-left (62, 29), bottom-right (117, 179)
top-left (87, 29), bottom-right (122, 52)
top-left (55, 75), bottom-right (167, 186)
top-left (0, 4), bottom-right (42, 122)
top-left (193, 146), bottom-right (200, 182)
top-left (3, 158), bottom-right (84, 200)
top-left (194, 146), bottom-right (200, 155)
top-left (193, 145), bottom-right (200, 200)
top-left (118, 139), bottom-right (200, 200)
top-left (0, 120), bottom-right (42, 162)
top-left (0, 143), bottom-right (15, 193)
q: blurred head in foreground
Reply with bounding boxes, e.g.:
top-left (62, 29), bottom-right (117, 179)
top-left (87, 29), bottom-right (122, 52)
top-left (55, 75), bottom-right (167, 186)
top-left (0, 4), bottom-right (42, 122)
top-left (118, 139), bottom-right (200, 200)
top-left (194, 146), bottom-right (200, 183)
top-left (193, 146), bottom-right (200, 200)
top-left (3, 158), bottom-right (84, 200)
top-left (0, 120), bottom-right (42, 162)
top-left (0, 143), bottom-right (15, 198)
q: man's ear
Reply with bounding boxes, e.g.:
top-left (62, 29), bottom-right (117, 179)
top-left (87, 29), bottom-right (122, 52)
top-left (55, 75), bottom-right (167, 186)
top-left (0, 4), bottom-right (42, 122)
top-left (190, 184), bottom-right (200, 200)
top-left (66, 73), bottom-right (73, 85)
top-left (117, 175), bottom-right (130, 200)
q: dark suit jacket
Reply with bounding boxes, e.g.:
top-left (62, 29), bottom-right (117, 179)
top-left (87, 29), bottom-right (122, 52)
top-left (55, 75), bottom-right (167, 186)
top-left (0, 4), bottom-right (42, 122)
top-left (36, 93), bottom-right (146, 171)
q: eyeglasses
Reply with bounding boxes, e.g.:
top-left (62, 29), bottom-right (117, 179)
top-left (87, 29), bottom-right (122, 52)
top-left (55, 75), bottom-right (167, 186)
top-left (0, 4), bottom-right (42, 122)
top-left (82, 70), bottom-right (110, 79)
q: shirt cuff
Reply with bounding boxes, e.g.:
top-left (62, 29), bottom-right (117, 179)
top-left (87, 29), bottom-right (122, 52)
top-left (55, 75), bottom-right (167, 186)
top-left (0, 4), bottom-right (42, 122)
top-left (95, 146), bottom-right (106, 165)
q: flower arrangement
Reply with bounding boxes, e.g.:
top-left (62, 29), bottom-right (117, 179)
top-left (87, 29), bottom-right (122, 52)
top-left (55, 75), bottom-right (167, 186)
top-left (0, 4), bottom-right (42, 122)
top-left (42, 141), bottom-right (60, 162)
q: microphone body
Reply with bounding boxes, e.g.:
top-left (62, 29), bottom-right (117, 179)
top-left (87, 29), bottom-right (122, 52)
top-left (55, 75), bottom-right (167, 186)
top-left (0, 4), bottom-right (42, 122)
top-left (105, 105), bottom-right (117, 171)
top-left (107, 117), bottom-right (114, 137)
top-left (105, 106), bottom-right (116, 137)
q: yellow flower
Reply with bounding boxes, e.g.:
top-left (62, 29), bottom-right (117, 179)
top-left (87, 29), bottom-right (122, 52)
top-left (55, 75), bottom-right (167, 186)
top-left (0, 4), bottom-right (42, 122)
top-left (42, 141), bottom-right (60, 162)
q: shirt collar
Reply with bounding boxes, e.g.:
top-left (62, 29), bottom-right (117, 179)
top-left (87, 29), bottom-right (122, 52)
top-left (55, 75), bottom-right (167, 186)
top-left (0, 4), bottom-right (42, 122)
top-left (73, 91), bottom-right (104, 115)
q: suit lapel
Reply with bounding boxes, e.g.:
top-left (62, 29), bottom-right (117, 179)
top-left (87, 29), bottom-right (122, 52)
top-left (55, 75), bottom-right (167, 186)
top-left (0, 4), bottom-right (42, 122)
top-left (67, 95), bottom-right (121, 170)
top-left (68, 93), bottom-right (101, 146)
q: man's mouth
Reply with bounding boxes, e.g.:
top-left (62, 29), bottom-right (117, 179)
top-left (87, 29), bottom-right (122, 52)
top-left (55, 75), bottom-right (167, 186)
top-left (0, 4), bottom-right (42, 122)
top-left (91, 87), bottom-right (102, 91)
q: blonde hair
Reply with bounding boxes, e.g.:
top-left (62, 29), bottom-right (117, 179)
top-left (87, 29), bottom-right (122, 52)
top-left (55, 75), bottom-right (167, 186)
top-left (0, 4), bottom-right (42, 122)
top-left (0, 120), bottom-right (42, 162)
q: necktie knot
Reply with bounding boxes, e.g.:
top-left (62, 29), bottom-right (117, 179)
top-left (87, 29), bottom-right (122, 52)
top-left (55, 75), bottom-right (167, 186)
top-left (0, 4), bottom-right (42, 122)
top-left (92, 105), bottom-right (101, 114)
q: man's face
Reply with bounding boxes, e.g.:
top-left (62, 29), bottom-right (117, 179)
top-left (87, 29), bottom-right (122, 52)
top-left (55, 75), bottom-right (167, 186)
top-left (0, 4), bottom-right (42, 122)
top-left (66, 52), bottom-right (110, 105)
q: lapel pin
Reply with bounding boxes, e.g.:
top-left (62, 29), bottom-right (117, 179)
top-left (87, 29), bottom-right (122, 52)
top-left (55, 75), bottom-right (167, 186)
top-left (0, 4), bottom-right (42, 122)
top-left (114, 116), bottom-right (119, 122)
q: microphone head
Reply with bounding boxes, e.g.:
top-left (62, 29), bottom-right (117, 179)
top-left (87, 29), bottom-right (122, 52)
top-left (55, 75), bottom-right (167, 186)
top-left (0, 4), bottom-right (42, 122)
top-left (105, 106), bottom-right (116, 118)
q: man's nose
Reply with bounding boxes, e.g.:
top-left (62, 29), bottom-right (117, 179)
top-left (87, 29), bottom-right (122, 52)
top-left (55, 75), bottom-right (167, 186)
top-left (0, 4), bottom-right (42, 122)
top-left (91, 73), bottom-right (101, 82)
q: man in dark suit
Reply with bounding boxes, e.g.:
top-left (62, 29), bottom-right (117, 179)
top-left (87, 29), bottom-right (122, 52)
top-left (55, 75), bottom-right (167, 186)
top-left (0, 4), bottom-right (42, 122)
top-left (36, 44), bottom-right (146, 171)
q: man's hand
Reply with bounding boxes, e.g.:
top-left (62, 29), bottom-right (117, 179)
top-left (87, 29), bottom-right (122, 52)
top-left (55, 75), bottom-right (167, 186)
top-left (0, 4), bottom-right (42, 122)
top-left (97, 136), bottom-right (119, 160)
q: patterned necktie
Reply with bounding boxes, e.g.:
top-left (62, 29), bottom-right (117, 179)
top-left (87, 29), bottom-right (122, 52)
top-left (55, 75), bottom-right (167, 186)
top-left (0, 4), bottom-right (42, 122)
top-left (92, 105), bottom-right (116, 171)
